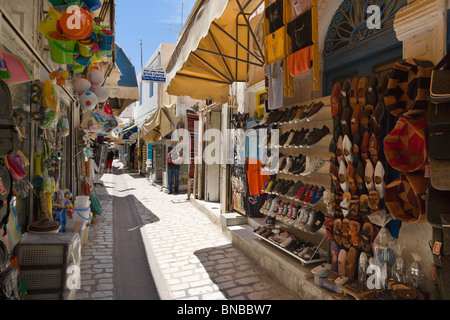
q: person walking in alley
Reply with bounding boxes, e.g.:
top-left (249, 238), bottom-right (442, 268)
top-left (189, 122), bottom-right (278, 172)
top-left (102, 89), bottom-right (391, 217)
top-left (106, 148), bottom-right (115, 173)
top-left (167, 146), bottom-right (183, 194)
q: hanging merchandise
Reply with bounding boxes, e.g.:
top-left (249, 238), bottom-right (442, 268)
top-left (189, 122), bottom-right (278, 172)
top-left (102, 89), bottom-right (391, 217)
top-left (49, 68), bottom-right (70, 86)
top-left (383, 116), bottom-right (428, 173)
top-left (59, 5), bottom-right (94, 40)
top-left (0, 43), bottom-right (33, 84)
top-left (79, 91), bottom-right (98, 111)
top-left (0, 80), bottom-right (19, 158)
top-left (384, 58), bottom-right (434, 117)
top-left (82, 0), bottom-right (103, 12)
top-left (58, 113), bottom-right (70, 138)
top-left (45, 32), bottom-right (79, 65)
top-left (73, 77), bottom-right (92, 95)
top-left (0, 162), bottom-right (13, 236)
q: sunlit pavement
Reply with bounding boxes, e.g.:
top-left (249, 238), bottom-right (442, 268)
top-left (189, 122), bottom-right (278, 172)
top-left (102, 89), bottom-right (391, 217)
top-left (77, 160), bottom-right (299, 300)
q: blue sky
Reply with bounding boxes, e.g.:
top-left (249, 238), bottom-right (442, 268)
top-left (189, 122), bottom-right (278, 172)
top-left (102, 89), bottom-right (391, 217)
top-left (114, 0), bottom-right (196, 73)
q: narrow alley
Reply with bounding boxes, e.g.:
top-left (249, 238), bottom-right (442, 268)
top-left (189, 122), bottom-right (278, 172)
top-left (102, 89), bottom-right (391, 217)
top-left (76, 161), bottom-right (299, 301)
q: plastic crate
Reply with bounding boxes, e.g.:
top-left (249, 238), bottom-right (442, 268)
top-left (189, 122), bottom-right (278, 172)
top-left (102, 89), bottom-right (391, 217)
top-left (14, 233), bottom-right (81, 267)
top-left (314, 274), bottom-right (343, 294)
top-left (21, 269), bottom-right (65, 290)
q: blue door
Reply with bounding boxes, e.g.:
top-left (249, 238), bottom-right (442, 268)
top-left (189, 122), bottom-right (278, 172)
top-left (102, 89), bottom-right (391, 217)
top-left (322, 0), bottom-right (406, 95)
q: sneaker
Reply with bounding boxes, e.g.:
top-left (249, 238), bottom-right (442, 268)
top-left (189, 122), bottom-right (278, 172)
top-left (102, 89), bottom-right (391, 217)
top-left (304, 125), bottom-right (330, 146)
top-left (288, 205), bottom-right (300, 224)
top-left (303, 185), bottom-right (319, 203)
top-left (306, 101), bottom-right (325, 121)
top-left (301, 155), bottom-right (325, 176)
top-left (309, 186), bottom-right (325, 205)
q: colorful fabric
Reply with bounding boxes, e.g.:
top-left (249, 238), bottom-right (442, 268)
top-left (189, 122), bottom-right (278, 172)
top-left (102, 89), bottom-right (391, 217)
top-left (383, 116), bottom-right (428, 173)
top-left (384, 58), bottom-right (434, 116)
top-left (265, 26), bottom-right (287, 65)
top-left (287, 45), bottom-right (313, 77)
top-left (247, 159), bottom-right (270, 196)
top-left (187, 110), bottom-right (199, 178)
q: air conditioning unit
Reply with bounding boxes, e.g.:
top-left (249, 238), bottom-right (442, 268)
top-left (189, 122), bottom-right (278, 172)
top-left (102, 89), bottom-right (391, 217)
top-left (14, 232), bottom-right (82, 300)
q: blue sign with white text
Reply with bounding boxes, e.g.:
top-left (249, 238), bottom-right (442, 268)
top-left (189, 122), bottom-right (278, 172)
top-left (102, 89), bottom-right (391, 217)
top-left (142, 69), bottom-right (166, 82)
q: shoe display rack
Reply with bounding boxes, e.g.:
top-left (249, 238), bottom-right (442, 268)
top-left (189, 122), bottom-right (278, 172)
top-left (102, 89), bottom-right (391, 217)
top-left (256, 96), bottom-right (333, 265)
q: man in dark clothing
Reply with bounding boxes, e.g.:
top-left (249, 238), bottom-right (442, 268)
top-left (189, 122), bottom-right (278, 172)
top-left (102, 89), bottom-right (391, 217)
top-left (106, 149), bottom-right (115, 173)
top-left (167, 146), bottom-right (183, 194)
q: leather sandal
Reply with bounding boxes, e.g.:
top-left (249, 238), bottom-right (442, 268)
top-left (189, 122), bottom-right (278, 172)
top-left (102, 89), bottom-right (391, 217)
top-left (357, 77), bottom-right (368, 107)
top-left (349, 77), bottom-right (359, 108)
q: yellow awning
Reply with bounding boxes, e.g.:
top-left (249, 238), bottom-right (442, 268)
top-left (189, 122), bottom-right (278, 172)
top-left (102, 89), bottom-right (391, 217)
top-left (141, 104), bottom-right (178, 143)
top-left (165, 0), bottom-right (264, 103)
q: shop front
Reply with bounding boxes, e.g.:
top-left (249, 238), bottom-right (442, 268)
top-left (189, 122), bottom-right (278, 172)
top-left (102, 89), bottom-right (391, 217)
top-left (245, 0), bottom-right (450, 300)
top-left (0, 0), bottom-right (135, 300)
top-left (165, 0), bottom-right (450, 300)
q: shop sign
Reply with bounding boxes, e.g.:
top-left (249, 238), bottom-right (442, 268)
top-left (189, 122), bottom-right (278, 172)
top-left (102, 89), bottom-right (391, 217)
top-left (142, 69), bottom-right (166, 83)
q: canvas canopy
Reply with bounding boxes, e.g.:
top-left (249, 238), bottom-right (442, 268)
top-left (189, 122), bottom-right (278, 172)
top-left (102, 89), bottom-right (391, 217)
top-left (165, 0), bottom-right (264, 103)
top-left (140, 104), bottom-right (178, 143)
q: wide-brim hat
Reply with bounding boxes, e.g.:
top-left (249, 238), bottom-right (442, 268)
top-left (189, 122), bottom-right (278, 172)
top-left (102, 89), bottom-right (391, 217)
top-left (384, 58), bottom-right (434, 117)
top-left (384, 116), bottom-right (428, 173)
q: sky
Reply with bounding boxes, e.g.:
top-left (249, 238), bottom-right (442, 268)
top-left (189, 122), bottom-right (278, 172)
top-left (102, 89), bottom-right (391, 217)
top-left (114, 0), bottom-right (196, 74)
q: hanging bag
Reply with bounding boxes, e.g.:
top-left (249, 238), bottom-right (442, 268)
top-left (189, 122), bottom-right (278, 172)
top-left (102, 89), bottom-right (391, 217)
top-left (430, 54), bottom-right (450, 103)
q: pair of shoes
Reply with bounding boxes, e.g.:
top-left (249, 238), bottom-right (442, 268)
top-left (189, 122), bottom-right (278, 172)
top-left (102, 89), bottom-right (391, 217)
top-left (305, 101), bottom-right (325, 121)
top-left (303, 125), bottom-right (331, 146)
top-left (301, 155), bottom-right (325, 176)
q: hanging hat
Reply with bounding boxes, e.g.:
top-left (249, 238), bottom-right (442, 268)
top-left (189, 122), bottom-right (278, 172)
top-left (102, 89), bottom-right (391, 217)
top-left (384, 116), bottom-right (428, 173)
top-left (384, 58), bottom-right (434, 117)
top-left (384, 172), bottom-right (429, 223)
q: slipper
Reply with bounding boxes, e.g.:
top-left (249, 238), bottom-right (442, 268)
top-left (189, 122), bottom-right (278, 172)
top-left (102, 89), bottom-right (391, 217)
top-left (341, 192), bottom-right (351, 217)
top-left (324, 213), bottom-right (334, 240)
top-left (365, 158), bottom-right (375, 192)
top-left (356, 159), bottom-right (367, 195)
top-left (338, 160), bottom-right (349, 193)
top-left (330, 159), bottom-right (341, 192)
top-left (357, 77), bottom-right (368, 107)
top-left (341, 79), bottom-right (351, 109)
top-left (368, 133), bottom-right (379, 165)
top-left (360, 105), bottom-right (373, 136)
top-left (349, 196), bottom-right (360, 220)
top-left (386, 279), bottom-right (424, 300)
top-left (343, 135), bottom-right (353, 164)
top-left (345, 247), bottom-right (358, 281)
top-left (333, 218), bottom-right (343, 246)
top-left (331, 82), bottom-right (342, 118)
top-left (335, 276), bottom-right (349, 287)
top-left (352, 130), bottom-right (362, 160)
top-left (336, 135), bottom-right (344, 163)
top-left (374, 161), bottom-right (385, 199)
top-left (340, 106), bottom-right (353, 138)
top-left (347, 162), bottom-right (357, 195)
top-left (351, 104), bottom-right (362, 138)
top-left (368, 190), bottom-right (380, 213)
top-left (367, 74), bottom-right (379, 106)
top-left (361, 222), bottom-right (374, 252)
top-left (349, 77), bottom-right (359, 108)
top-left (331, 241), bottom-right (340, 272)
top-left (338, 249), bottom-right (347, 276)
top-left (349, 220), bottom-right (361, 248)
top-left (341, 218), bottom-right (351, 248)
top-left (361, 130), bottom-right (371, 162)
top-left (359, 194), bottom-right (369, 215)
top-left (329, 138), bottom-right (337, 161)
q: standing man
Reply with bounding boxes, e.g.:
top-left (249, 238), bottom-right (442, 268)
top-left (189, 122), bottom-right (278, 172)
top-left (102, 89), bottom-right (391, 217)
top-left (167, 146), bottom-right (183, 194)
top-left (106, 148), bottom-right (115, 173)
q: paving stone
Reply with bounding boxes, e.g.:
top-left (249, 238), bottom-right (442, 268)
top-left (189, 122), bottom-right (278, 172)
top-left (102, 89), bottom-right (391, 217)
top-left (78, 164), bottom-right (299, 301)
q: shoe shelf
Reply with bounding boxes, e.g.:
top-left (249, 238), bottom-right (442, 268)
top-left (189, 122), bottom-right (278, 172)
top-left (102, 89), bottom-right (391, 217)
top-left (254, 229), bottom-right (328, 265)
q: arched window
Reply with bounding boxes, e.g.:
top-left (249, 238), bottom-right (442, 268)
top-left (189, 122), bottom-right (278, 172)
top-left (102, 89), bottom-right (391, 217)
top-left (323, 0), bottom-right (407, 94)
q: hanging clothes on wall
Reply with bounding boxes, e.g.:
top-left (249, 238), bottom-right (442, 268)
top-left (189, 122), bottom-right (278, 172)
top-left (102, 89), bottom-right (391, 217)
top-left (265, 59), bottom-right (284, 110)
top-left (287, 9), bottom-right (313, 53)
